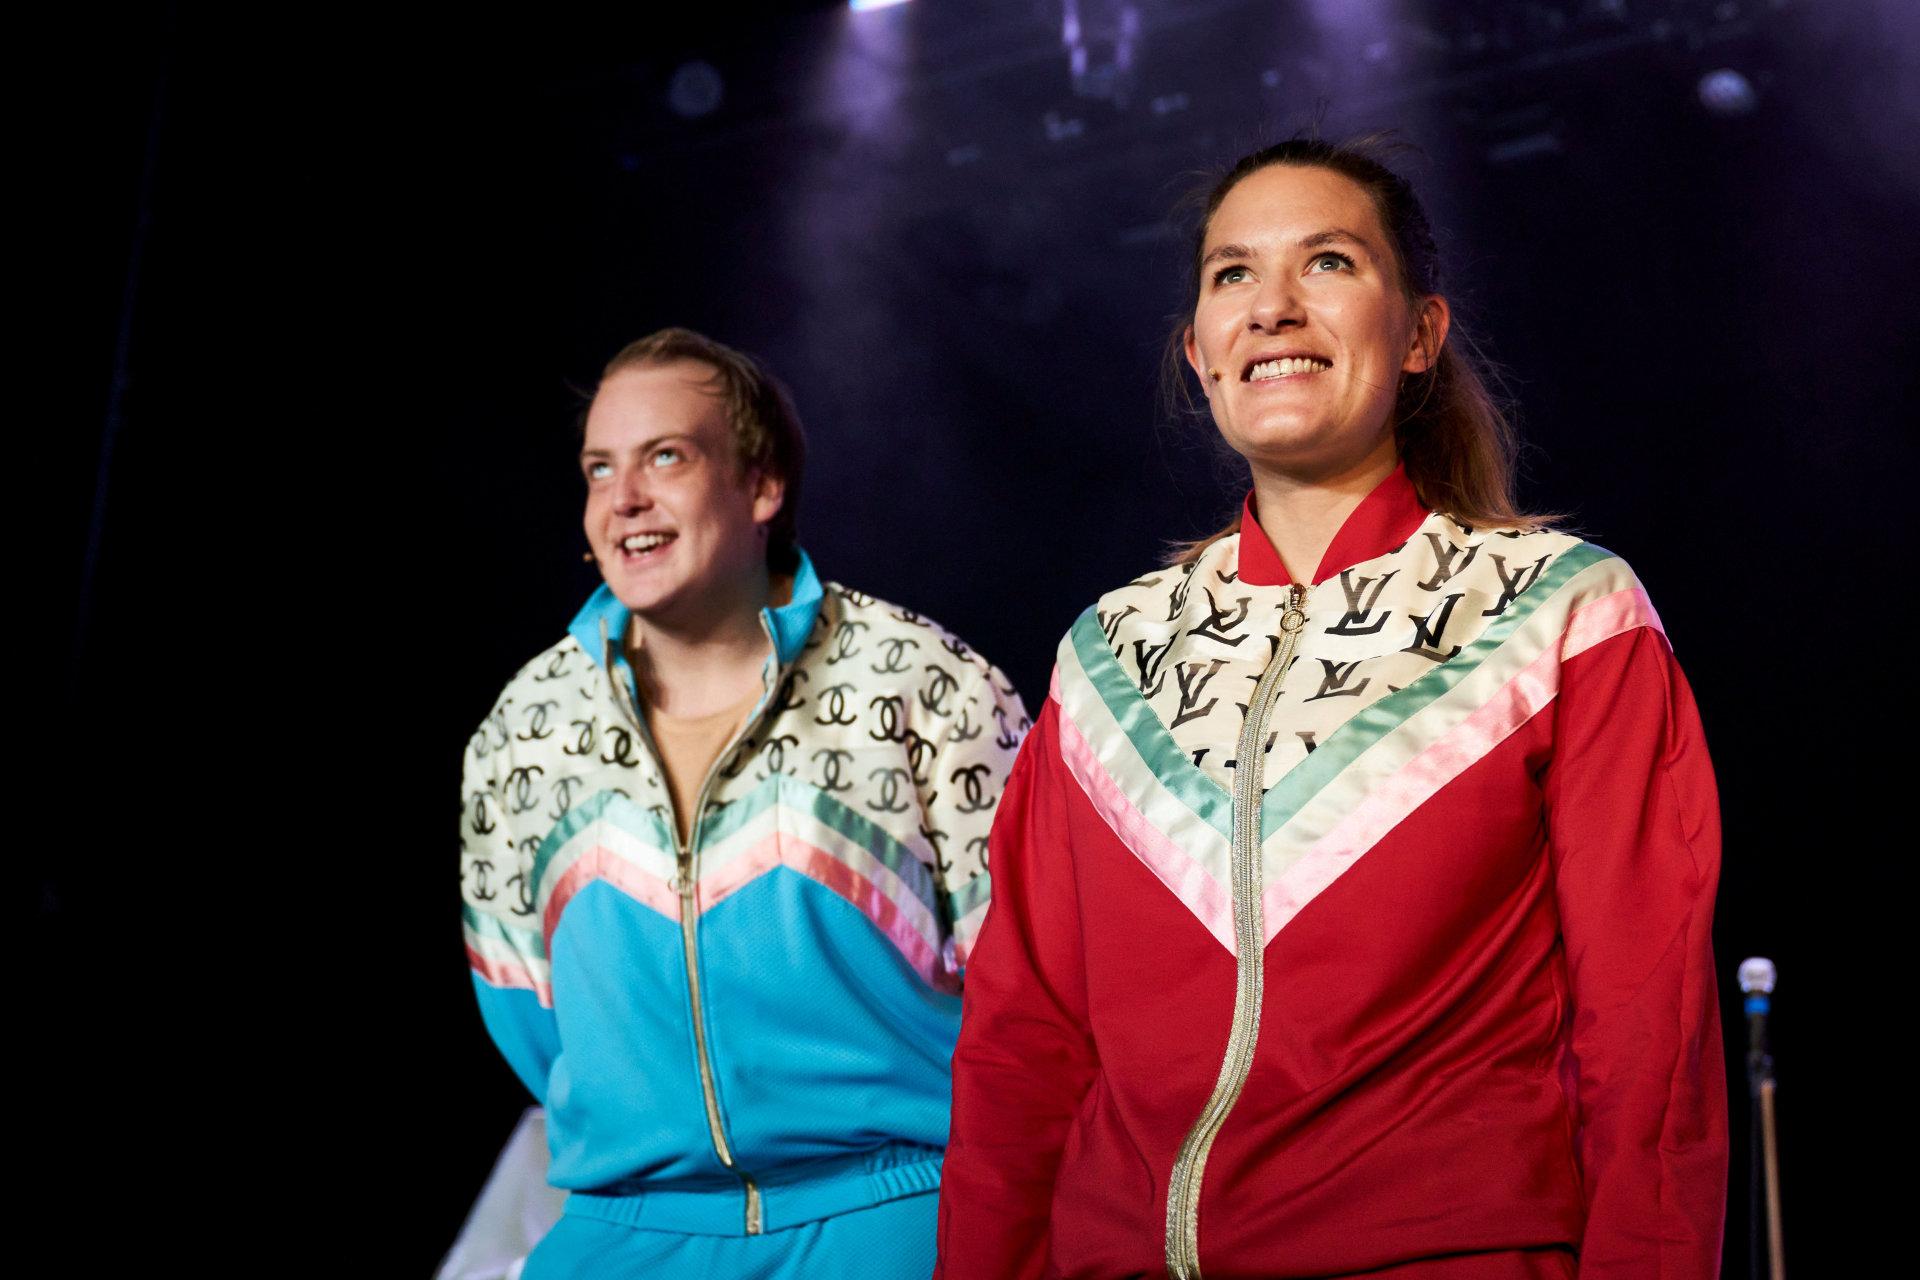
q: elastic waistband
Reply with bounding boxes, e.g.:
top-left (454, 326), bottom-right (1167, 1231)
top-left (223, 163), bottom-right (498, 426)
top-left (563, 1147), bottom-right (943, 1237)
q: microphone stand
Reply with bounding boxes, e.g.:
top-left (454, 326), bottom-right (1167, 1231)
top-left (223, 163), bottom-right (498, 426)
top-left (1741, 958), bottom-right (1785, 1280)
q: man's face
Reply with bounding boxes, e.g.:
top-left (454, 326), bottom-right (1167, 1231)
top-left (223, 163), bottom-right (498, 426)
top-left (580, 361), bottom-right (783, 625)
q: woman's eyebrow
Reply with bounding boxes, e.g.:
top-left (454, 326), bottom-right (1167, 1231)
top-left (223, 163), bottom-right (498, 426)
top-left (1300, 228), bottom-right (1380, 258)
top-left (1200, 242), bottom-right (1256, 269)
top-left (1202, 230), bottom-right (1380, 269)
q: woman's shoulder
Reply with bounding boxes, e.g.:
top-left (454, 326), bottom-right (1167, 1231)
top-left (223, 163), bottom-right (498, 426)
top-left (1049, 536), bottom-right (1247, 705)
top-left (1074, 536), bottom-right (1239, 641)
top-left (1424, 519), bottom-right (1666, 668)
top-left (1429, 515), bottom-right (1645, 605)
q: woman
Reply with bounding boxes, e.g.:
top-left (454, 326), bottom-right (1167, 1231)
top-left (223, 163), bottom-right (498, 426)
top-left (937, 140), bottom-right (1726, 1278)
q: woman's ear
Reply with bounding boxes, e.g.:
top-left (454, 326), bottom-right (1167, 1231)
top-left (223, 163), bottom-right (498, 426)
top-left (1182, 324), bottom-right (1217, 395)
top-left (1405, 295), bottom-right (1452, 374)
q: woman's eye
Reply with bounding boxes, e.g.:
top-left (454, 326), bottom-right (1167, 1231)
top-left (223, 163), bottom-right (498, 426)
top-left (1308, 251), bottom-right (1355, 273)
top-left (585, 461), bottom-right (612, 481)
top-left (651, 447), bottom-right (684, 467)
top-left (1213, 265), bottom-right (1251, 285)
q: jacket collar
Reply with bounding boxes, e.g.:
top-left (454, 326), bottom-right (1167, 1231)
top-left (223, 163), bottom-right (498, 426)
top-left (567, 547), bottom-right (826, 671)
top-left (1237, 463), bottom-right (1429, 587)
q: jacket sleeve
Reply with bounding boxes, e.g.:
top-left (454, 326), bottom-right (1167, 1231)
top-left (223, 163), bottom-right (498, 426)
top-left (921, 660), bottom-right (1032, 976)
top-left (936, 698), bottom-right (1096, 1280)
top-left (460, 710), bottom-right (560, 1102)
top-left (1544, 622), bottom-right (1727, 1277)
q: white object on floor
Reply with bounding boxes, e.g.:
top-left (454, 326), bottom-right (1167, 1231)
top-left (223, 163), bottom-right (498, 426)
top-left (437, 1108), bottom-right (565, 1280)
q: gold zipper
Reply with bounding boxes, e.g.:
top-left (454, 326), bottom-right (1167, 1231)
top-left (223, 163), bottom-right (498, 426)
top-left (605, 621), bottom-right (776, 1236)
top-left (1165, 582), bottom-right (1309, 1280)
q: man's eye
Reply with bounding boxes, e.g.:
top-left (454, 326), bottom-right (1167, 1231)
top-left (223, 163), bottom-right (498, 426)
top-left (585, 461), bottom-right (612, 481)
top-left (651, 447), bottom-right (684, 467)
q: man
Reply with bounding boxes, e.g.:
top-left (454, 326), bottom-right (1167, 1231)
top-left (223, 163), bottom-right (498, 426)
top-left (459, 329), bottom-right (1028, 1277)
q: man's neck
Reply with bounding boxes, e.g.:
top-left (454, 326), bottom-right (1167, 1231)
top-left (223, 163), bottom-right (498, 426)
top-left (629, 568), bottom-right (777, 718)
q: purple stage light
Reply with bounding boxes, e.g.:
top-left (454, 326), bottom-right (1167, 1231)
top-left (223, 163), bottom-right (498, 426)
top-left (1698, 67), bottom-right (1758, 116)
top-left (668, 60), bottom-right (724, 118)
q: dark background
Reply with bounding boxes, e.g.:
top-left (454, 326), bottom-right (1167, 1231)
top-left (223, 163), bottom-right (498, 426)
top-left (44, 0), bottom-right (1916, 1271)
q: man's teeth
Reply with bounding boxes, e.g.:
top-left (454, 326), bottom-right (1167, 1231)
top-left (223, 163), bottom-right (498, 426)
top-left (1249, 357), bottom-right (1331, 381)
top-left (621, 533), bottom-right (673, 552)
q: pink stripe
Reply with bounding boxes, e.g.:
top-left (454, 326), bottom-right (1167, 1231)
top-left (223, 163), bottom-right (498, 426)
top-left (467, 944), bottom-right (552, 1007)
top-left (1054, 690), bottom-right (1235, 951)
top-left (702, 831), bottom-right (942, 982)
top-left (1260, 589), bottom-right (1662, 942)
top-left (537, 837), bottom-right (946, 985)
top-left (1562, 587), bottom-right (1663, 659)
top-left (951, 899), bottom-right (990, 967)
top-left (543, 845), bottom-right (680, 951)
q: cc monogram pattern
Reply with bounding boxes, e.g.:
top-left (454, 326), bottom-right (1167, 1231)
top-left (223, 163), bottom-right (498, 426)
top-left (462, 578), bottom-right (1030, 1001)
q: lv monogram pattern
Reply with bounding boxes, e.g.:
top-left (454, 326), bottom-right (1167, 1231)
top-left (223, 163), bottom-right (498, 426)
top-left (1095, 516), bottom-right (1568, 790)
top-left (1059, 516), bottom-right (1658, 952)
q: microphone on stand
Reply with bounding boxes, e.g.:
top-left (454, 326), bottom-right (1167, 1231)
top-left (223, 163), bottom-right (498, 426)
top-left (1737, 956), bottom-right (1784, 1280)
top-left (1738, 956), bottom-right (1776, 1089)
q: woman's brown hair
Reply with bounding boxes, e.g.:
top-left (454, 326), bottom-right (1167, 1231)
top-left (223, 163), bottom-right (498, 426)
top-left (1164, 137), bottom-right (1551, 563)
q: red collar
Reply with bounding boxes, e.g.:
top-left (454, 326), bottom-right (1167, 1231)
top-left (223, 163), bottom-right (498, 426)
top-left (1237, 464), bottom-right (1429, 587)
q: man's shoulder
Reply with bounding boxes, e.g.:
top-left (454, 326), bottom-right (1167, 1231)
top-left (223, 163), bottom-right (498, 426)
top-left (469, 634), bottom-right (601, 756)
top-left (813, 580), bottom-right (1009, 694)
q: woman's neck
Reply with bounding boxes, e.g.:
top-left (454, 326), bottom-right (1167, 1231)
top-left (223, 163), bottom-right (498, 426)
top-left (1247, 445), bottom-right (1397, 586)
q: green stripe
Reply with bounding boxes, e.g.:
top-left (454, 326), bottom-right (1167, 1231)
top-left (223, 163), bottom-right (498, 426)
top-left (529, 789), bottom-right (672, 892)
top-left (686, 773), bottom-right (939, 913)
top-left (1064, 543), bottom-right (1617, 844)
top-left (524, 773), bottom-right (940, 919)
top-left (693, 773), bottom-right (784, 847)
top-left (948, 871), bottom-right (992, 920)
top-left (463, 903), bottom-right (547, 958)
top-left (783, 777), bottom-right (939, 916)
top-left (1259, 542), bottom-right (1614, 830)
top-left (1067, 609), bottom-right (1235, 839)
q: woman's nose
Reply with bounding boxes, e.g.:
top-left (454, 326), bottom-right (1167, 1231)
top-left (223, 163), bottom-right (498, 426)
top-left (1248, 275), bottom-right (1305, 332)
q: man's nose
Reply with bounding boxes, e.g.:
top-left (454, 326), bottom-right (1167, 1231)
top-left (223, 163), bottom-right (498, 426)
top-left (613, 466), bottom-right (652, 516)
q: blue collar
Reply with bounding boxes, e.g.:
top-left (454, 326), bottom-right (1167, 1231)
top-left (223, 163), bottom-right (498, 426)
top-left (566, 548), bottom-right (825, 672)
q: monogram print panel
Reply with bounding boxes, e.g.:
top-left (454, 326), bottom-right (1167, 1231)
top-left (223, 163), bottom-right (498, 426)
top-left (461, 582), bottom-right (1029, 1000)
top-left (1056, 518), bottom-right (1658, 951)
top-left (1093, 516), bottom-right (1578, 790)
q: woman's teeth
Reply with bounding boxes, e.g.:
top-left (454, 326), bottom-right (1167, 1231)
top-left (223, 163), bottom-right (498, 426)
top-left (1248, 357), bottom-right (1331, 381)
top-left (621, 533), bottom-right (673, 553)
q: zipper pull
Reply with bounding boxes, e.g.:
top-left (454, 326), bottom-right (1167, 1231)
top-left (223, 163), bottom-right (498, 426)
top-left (1280, 583), bottom-right (1308, 633)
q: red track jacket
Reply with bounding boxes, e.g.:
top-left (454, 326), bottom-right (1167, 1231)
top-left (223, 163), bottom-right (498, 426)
top-left (938, 468), bottom-right (1725, 1278)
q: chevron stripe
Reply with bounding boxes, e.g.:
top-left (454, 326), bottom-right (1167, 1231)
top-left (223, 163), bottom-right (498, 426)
top-left (949, 873), bottom-right (993, 967)
top-left (464, 906), bottom-right (552, 1003)
top-left (1056, 544), bottom-right (1659, 952)
top-left (1053, 639), bottom-right (1237, 950)
top-left (1256, 544), bottom-right (1615, 836)
top-left (1255, 582), bottom-right (1661, 942)
top-left (1053, 663), bottom-right (1235, 950)
top-left (521, 776), bottom-right (954, 984)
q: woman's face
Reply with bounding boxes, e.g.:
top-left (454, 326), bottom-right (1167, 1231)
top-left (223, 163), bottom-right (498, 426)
top-left (1184, 164), bottom-right (1445, 482)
